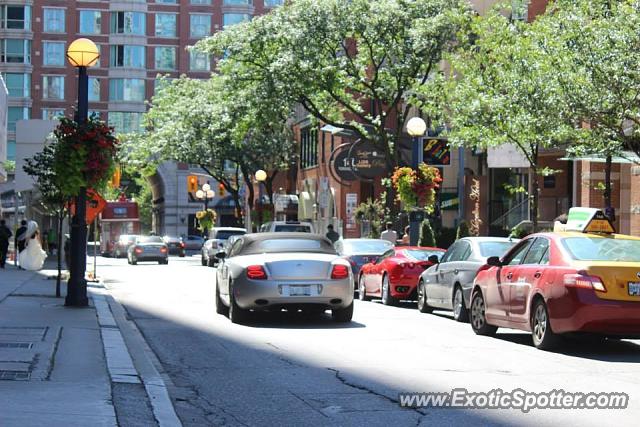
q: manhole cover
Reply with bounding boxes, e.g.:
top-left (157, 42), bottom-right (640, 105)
top-left (0, 342), bottom-right (33, 349)
top-left (0, 370), bottom-right (30, 381)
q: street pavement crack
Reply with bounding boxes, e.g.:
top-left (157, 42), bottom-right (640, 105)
top-left (327, 368), bottom-right (428, 418)
top-left (44, 327), bottom-right (62, 381)
top-left (288, 390), bottom-right (329, 418)
top-left (180, 384), bottom-right (250, 427)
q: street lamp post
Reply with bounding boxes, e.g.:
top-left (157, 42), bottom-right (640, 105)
top-left (196, 183), bottom-right (215, 236)
top-left (406, 117), bottom-right (427, 246)
top-left (255, 170), bottom-right (267, 228)
top-left (65, 38), bottom-right (99, 307)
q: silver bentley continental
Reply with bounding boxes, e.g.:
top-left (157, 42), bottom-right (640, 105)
top-left (214, 233), bottom-right (354, 324)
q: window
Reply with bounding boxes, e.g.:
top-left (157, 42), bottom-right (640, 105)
top-left (191, 0), bottom-right (212, 4)
top-left (3, 73), bottom-right (30, 98)
top-left (1, 5), bottom-right (31, 30)
top-left (155, 46), bottom-right (176, 70)
top-left (43, 75), bottom-right (65, 100)
top-left (300, 127), bottom-right (318, 168)
top-left (110, 45), bottom-right (145, 68)
top-left (522, 238), bottom-right (549, 265)
top-left (511, 0), bottom-right (530, 21)
top-left (109, 112), bottom-right (143, 133)
top-left (156, 0), bottom-right (177, 3)
top-left (79, 10), bottom-right (101, 34)
top-left (562, 237), bottom-right (640, 262)
top-left (88, 78), bottom-right (100, 102)
top-left (189, 50), bottom-right (210, 71)
top-left (223, 13), bottom-right (250, 28)
top-left (1, 39), bottom-right (31, 63)
top-left (7, 140), bottom-right (16, 161)
top-left (265, 0), bottom-right (284, 6)
top-left (43, 41), bottom-right (65, 66)
top-left (43, 8), bottom-right (65, 33)
top-left (8, 107), bottom-right (30, 132)
top-left (155, 13), bottom-right (176, 37)
top-left (109, 78), bottom-right (146, 102)
top-left (190, 14), bottom-right (211, 37)
top-left (505, 240), bottom-right (534, 266)
top-left (223, 0), bottom-right (252, 4)
top-left (42, 109), bottom-right (64, 120)
top-left (110, 11), bottom-right (145, 35)
top-left (154, 77), bottom-right (174, 95)
top-left (479, 241), bottom-right (517, 258)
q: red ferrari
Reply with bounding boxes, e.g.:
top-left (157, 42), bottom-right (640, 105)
top-left (358, 246), bottom-right (445, 305)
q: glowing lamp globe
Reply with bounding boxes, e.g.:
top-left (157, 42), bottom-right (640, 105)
top-left (66, 38), bottom-right (100, 67)
top-left (255, 169), bottom-right (267, 182)
top-left (196, 190), bottom-right (204, 199)
top-left (407, 117), bottom-right (427, 137)
top-left (202, 183), bottom-right (211, 192)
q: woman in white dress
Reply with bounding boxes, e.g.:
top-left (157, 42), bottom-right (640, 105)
top-left (18, 221), bottom-right (47, 271)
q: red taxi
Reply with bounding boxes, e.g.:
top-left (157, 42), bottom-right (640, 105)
top-left (358, 246), bottom-right (445, 305)
top-left (470, 208), bottom-right (640, 350)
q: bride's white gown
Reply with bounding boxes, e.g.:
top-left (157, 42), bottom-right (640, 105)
top-left (18, 238), bottom-right (47, 271)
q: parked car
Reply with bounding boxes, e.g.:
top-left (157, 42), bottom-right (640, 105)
top-left (113, 234), bottom-right (138, 258)
top-left (214, 233), bottom-right (353, 324)
top-left (358, 246), bottom-right (445, 305)
top-left (201, 227), bottom-right (247, 267)
top-left (182, 235), bottom-right (205, 251)
top-left (259, 221), bottom-right (315, 233)
top-left (127, 236), bottom-right (169, 265)
top-left (471, 208), bottom-right (640, 350)
top-left (417, 237), bottom-right (518, 322)
top-left (163, 235), bottom-right (185, 257)
top-left (334, 238), bottom-right (394, 289)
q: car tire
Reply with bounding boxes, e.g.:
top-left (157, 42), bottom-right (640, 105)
top-left (417, 280), bottom-right (433, 313)
top-left (331, 302), bottom-right (353, 323)
top-left (531, 298), bottom-right (560, 350)
top-left (127, 256), bottom-right (131, 265)
top-left (470, 292), bottom-right (497, 336)
top-left (201, 255), bottom-right (207, 266)
top-left (380, 275), bottom-right (397, 306)
top-left (208, 257), bottom-right (215, 268)
top-left (115, 249), bottom-right (121, 258)
top-left (215, 279), bottom-right (229, 316)
top-left (452, 285), bottom-right (469, 323)
top-left (358, 276), bottom-right (369, 301)
top-left (228, 283), bottom-right (250, 324)
top-left (179, 252), bottom-right (185, 258)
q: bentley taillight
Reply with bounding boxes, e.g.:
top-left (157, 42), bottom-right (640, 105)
top-left (246, 265), bottom-right (267, 280)
top-left (331, 264), bottom-right (350, 279)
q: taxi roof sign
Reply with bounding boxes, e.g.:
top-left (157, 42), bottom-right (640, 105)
top-left (564, 207), bottom-right (615, 234)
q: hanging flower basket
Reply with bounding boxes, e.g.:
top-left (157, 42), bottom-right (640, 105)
top-left (391, 164), bottom-right (442, 212)
top-left (53, 116), bottom-right (120, 197)
top-left (196, 209), bottom-right (217, 231)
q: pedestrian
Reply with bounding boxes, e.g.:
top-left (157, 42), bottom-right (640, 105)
top-left (380, 222), bottom-right (398, 245)
top-left (325, 224), bottom-right (340, 244)
top-left (0, 219), bottom-right (12, 269)
top-left (42, 230), bottom-right (49, 254)
top-left (15, 220), bottom-right (27, 269)
top-left (17, 221), bottom-right (47, 271)
top-left (401, 225), bottom-right (410, 246)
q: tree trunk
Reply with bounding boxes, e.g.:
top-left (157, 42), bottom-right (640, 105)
top-left (56, 209), bottom-right (63, 298)
top-left (530, 169), bottom-right (540, 233)
top-left (604, 154), bottom-right (612, 217)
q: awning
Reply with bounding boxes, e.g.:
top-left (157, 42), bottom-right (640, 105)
top-left (559, 151), bottom-right (640, 164)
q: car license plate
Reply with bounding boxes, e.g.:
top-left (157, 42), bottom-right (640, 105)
top-left (285, 285), bottom-right (312, 296)
top-left (629, 282), bottom-right (640, 296)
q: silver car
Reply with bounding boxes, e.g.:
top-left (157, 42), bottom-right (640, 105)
top-left (201, 227), bottom-right (246, 267)
top-left (417, 237), bottom-right (518, 322)
top-left (214, 233), bottom-right (354, 324)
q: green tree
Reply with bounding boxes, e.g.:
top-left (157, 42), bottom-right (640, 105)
top-left (444, 9), bottom-right (576, 231)
top-left (354, 198), bottom-right (386, 238)
top-left (23, 144), bottom-right (68, 297)
top-left (456, 220), bottom-right (470, 240)
top-left (418, 220), bottom-right (436, 247)
top-left (200, 0), bottom-right (472, 172)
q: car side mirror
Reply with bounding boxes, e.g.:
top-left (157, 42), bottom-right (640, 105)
top-left (428, 255), bottom-right (440, 264)
top-left (215, 251), bottom-right (227, 259)
top-left (486, 256), bottom-right (502, 267)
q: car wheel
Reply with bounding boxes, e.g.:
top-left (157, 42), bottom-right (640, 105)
top-left (215, 279), bottom-right (229, 316)
top-left (179, 252), bottom-right (185, 258)
top-left (115, 249), bottom-right (121, 258)
top-left (417, 280), bottom-right (433, 313)
top-left (331, 302), bottom-right (353, 322)
top-left (130, 254), bottom-right (137, 265)
top-left (127, 255), bottom-right (131, 265)
top-left (380, 275), bottom-right (397, 306)
top-left (452, 286), bottom-right (469, 323)
top-left (201, 254), bottom-right (207, 266)
top-left (531, 299), bottom-right (560, 350)
top-left (208, 257), bottom-right (215, 268)
top-left (228, 282), bottom-right (250, 324)
top-left (470, 292), bottom-right (497, 336)
top-left (358, 276), bottom-right (369, 301)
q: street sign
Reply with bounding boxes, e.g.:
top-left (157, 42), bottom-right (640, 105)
top-left (69, 189), bottom-right (107, 224)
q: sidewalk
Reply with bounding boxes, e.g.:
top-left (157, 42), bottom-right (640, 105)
top-left (0, 259), bottom-right (180, 427)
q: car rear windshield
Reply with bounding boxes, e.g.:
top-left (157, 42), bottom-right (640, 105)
top-left (119, 235), bottom-right (135, 243)
top-left (247, 238), bottom-right (335, 254)
top-left (479, 241), bottom-right (516, 258)
top-left (404, 249), bottom-right (444, 261)
top-left (273, 225), bottom-right (311, 232)
top-left (342, 240), bottom-right (393, 255)
top-left (138, 236), bottom-right (163, 244)
top-left (562, 237), bottom-right (640, 262)
top-left (216, 230), bottom-right (245, 240)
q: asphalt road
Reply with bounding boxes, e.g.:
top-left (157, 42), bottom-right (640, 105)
top-left (99, 254), bottom-right (640, 427)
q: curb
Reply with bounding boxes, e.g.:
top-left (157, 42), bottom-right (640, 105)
top-left (90, 287), bottom-right (182, 427)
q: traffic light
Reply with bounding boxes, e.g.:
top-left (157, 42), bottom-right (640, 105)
top-left (187, 175), bottom-right (198, 193)
top-left (218, 183), bottom-right (226, 197)
top-left (110, 165), bottom-right (121, 188)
